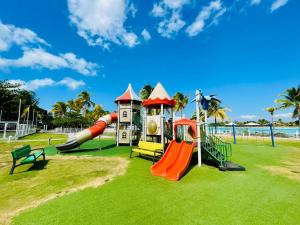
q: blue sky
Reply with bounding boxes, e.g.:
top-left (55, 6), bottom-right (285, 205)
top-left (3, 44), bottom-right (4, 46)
top-left (0, 0), bottom-right (299, 122)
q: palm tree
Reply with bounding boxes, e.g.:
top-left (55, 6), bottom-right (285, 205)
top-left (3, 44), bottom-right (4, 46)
top-left (52, 102), bottom-right (67, 117)
top-left (265, 107), bottom-right (276, 124)
top-left (139, 85), bottom-right (153, 100)
top-left (207, 100), bottom-right (229, 133)
top-left (67, 99), bottom-right (83, 114)
top-left (276, 85), bottom-right (300, 132)
top-left (78, 91), bottom-right (95, 116)
top-left (89, 104), bottom-right (106, 121)
top-left (173, 92), bottom-right (189, 118)
top-left (191, 110), bottom-right (205, 122)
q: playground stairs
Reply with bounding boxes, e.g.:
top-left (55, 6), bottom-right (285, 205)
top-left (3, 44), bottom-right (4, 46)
top-left (201, 134), bottom-right (245, 171)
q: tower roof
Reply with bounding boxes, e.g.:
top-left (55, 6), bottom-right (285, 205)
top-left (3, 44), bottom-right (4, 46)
top-left (143, 82), bottom-right (175, 107)
top-left (115, 83), bottom-right (141, 103)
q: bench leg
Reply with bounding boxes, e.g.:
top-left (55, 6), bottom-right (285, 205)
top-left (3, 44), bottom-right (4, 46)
top-left (42, 153), bottom-right (46, 161)
top-left (9, 163), bottom-right (15, 175)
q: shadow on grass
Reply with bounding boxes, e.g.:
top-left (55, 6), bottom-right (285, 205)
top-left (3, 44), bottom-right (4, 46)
top-left (12, 160), bottom-right (50, 175)
top-left (28, 160), bottom-right (49, 171)
top-left (101, 144), bottom-right (117, 151)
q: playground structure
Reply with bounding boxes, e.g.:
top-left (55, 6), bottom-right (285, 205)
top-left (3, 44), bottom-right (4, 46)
top-left (142, 82), bottom-right (175, 149)
top-left (57, 83), bottom-right (245, 180)
top-left (115, 84), bottom-right (141, 146)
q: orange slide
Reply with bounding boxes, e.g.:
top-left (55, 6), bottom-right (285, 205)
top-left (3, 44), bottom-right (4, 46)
top-left (151, 140), bottom-right (183, 177)
top-left (151, 140), bottom-right (196, 181)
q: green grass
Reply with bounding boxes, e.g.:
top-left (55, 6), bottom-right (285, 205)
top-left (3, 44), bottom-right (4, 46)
top-left (0, 135), bottom-right (127, 225)
top-left (19, 132), bottom-right (68, 140)
top-left (5, 138), bottom-right (299, 225)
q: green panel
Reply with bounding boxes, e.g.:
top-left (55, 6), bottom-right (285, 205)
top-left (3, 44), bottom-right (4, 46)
top-left (20, 151), bottom-right (43, 164)
top-left (11, 145), bottom-right (31, 159)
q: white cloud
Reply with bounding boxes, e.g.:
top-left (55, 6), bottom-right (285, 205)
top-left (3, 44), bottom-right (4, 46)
top-left (250, 0), bottom-right (261, 6)
top-left (163, 0), bottom-right (190, 9)
top-left (128, 2), bottom-right (137, 18)
top-left (151, 0), bottom-right (190, 38)
top-left (0, 20), bottom-right (49, 52)
top-left (8, 77), bottom-right (85, 91)
top-left (58, 77), bottom-right (85, 90)
top-left (0, 21), bottom-right (100, 76)
top-left (141, 29), bottom-right (151, 41)
top-left (271, 0), bottom-right (289, 12)
top-left (158, 11), bottom-right (186, 38)
top-left (273, 112), bottom-right (292, 118)
top-left (186, 0), bottom-right (226, 37)
top-left (240, 114), bottom-right (257, 119)
top-left (0, 48), bottom-right (99, 76)
top-left (152, 3), bottom-right (166, 17)
top-left (68, 0), bottom-right (139, 49)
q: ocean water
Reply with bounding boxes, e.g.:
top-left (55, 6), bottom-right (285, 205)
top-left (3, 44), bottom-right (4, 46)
top-left (208, 126), bottom-right (300, 138)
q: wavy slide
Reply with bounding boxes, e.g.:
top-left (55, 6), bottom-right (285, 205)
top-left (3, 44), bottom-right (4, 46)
top-left (151, 140), bottom-right (196, 181)
top-left (56, 113), bottom-right (118, 151)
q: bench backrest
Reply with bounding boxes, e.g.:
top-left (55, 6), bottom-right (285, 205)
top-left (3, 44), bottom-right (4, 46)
top-left (11, 145), bottom-right (31, 160)
top-left (138, 141), bottom-right (163, 151)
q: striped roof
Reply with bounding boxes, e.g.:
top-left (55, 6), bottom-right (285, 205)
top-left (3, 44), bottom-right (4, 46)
top-left (143, 82), bottom-right (175, 107)
top-left (115, 83), bottom-right (140, 102)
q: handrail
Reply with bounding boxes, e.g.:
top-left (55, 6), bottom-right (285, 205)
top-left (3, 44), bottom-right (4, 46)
top-left (201, 133), bottom-right (232, 166)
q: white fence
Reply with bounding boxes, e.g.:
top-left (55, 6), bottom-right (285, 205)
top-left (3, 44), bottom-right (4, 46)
top-left (0, 121), bottom-right (37, 140)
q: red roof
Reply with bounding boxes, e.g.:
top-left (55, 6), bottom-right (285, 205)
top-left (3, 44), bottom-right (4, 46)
top-left (142, 82), bottom-right (175, 107)
top-left (143, 98), bottom-right (175, 107)
top-left (115, 84), bottom-right (140, 102)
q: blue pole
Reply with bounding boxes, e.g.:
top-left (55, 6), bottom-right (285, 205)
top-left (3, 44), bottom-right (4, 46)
top-left (269, 123), bottom-right (275, 147)
top-left (233, 124), bottom-right (237, 144)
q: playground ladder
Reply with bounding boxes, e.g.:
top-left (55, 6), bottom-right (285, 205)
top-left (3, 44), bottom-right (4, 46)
top-left (201, 134), bottom-right (232, 167)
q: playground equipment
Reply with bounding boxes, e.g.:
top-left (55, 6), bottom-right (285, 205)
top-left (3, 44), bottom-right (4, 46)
top-left (151, 90), bottom-right (244, 181)
top-left (142, 82), bottom-right (175, 149)
top-left (57, 84), bottom-right (142, 151)
top-left (56, 84), bottom-right (244, 181)
top-left (56, 113), bottom-right (118, 151)
top-left (115, 84), bottom-right (141, 146)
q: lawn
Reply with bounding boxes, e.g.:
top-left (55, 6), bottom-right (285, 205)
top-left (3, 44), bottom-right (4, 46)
top-left (1, 133), bottom-right (300, 225)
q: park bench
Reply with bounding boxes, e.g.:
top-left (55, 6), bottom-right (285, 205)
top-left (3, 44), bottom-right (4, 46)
top-left (10, 145), bottom-right (45, 174)
top-left (130, 141), bottom-right (163, 163)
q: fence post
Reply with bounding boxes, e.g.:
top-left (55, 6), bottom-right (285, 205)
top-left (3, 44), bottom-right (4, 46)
top-left (3, 123), bottom-right (7, 139)
top-left (269, 123), bottom-right (275, 147)
top-left (232, 124), bottom-right (237, 144)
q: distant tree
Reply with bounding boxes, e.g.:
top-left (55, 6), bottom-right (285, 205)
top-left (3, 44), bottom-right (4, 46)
top-left (86, 104), bottom-right (107, 122)
top-left (67, 99), bottom-right (83, 114)
top-left (257, 118), bottom-right (269, 125)
top-left (78, 91), bottom-right (95, 116)
top-left (276, 85), bottom-right (300, 132)
top-left (173, 92), bottom-right (189, 117)
top-left (139, 84), bottom-right (153, 100)
top-left (208, 100), bottom-right (229, 132)
top-left (0, 80), bottom-right (44, 122)
top-left (265, 107), bottom-right (276, 124)
top-left (52, 102), bottom-right (67, 117)
top-left (191, 110), bottom-right (205, 122)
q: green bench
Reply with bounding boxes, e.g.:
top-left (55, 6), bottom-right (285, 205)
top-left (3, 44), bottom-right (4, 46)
top-left (130, 141), bottom-right (164, 163)
top-left (10, 145), bottom-right (45, 175)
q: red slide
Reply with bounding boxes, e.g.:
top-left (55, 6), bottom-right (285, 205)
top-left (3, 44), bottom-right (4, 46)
top-left (165, 141), bottom-right (196, 181)
top-left (151, 140), bottom-right (183, 177)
